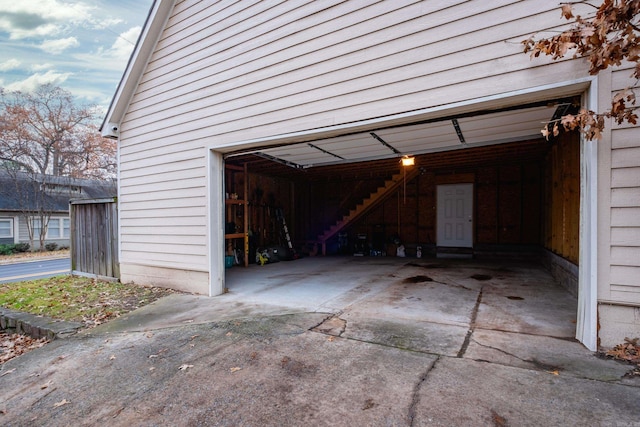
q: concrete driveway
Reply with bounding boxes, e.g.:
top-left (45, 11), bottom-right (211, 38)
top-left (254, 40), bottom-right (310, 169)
top-left (1, 257), bottom-right (638, 426)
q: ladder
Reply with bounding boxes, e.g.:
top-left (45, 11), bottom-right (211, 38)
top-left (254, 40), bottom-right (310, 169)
top-left (275, 208), bottom-right (298, 260)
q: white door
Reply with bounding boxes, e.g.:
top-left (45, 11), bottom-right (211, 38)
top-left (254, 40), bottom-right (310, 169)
top-left (437, 184), bottom-right (473, 248)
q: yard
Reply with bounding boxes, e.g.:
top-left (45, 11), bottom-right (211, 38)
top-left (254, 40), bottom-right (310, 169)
top-left (0, 271), bottom-right (177, 364)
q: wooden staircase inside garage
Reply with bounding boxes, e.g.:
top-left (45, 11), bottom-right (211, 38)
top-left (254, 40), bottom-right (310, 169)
top-left (317, 167), bottom-right (420, 255)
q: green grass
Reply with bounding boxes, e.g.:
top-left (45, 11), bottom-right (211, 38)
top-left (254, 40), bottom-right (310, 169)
top-left (0, 275), bottom-right (175, 327)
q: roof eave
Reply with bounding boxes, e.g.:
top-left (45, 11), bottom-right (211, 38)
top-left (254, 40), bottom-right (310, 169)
top-left (101, 0), bottom-right (176, 138)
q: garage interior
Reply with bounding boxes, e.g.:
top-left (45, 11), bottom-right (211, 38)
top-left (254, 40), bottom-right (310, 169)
top-left (223, 100), bottom-right (580, 299)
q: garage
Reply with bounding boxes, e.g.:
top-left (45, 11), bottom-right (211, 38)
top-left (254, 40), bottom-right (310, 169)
top-left (220, 99), bottom-right (582, 341)
top-left (101, 0), bottom-right (640, 350)
top-left (222, 101), bottom-right (579, 277)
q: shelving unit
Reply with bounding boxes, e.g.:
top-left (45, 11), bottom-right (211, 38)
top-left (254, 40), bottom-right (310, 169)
top-left (225, 163), bottom-right (249, 267)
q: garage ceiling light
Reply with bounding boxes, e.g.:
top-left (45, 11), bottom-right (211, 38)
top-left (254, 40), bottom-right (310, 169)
top-left (401, 155), bottom-right (415, 166)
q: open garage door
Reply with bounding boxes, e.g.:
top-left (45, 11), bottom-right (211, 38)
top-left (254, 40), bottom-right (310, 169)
top-left (214, 90), bottom-right (596, 350)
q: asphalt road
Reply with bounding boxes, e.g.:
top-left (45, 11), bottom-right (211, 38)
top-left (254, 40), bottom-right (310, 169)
top-left (0, 257), bottom-right (70, 283)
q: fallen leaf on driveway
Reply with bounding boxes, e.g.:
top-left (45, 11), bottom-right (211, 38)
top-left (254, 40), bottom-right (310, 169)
top-left (178, 364), bottom-right (193, 371)
top-left (327, 336), bottom-right (335, 342)
top-left (148, 354), bottom-right (158, 359)
top-left (53, 399), bottom-right (70, 407)
top-left (1, 369), bottom-right (15, 377)
top-left (183, 319), bottom-right (194, 324)
top-left (230, 367), bottom-right (242, 373)
top-left (40, 380), bottom-right (53, 389)
top-left (109, 355), bottom-right (116, 360)
top-left (226, 332), bottom-right (233, 336)
top-left (547, 370), bottom-right (560, 376)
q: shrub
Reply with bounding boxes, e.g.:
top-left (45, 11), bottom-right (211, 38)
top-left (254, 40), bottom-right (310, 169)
top-left (45, 242), bottom-right (58, 251)
top-left (14, 243), bottom-right (30, 253)
top-left (0, 244), bottom-right (16, 255)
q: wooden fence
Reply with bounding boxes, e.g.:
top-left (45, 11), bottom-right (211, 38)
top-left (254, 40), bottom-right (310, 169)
top-left (69, 197), bottom-right (119, 280)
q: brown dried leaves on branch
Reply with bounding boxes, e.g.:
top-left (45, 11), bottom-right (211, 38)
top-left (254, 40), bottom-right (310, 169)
top-left (523, 0), bottom-right (640, 139)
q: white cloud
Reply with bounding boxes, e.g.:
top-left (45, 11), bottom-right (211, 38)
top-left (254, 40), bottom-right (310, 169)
top-left (32, 62), bottom-right (53, 71)
top-left (92, 18), bottom-right (123, 30)
top-left (40, 36), bottom-right (79, 54)
top-left (0, 0), bottom-right (93, 39)
top-left (108, 26), bottom-right (141, 61)
top-left (5, 70), bottom-right (72, 92)
top-left (0, 58), bottom-right (21, 71)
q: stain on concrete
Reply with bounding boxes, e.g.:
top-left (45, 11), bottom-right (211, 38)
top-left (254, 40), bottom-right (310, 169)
top-left (405, 262), bottom-right (447, 269)
top-left (403, 275), bottom-right (434, 284)
top-left (280, 356), bottom-right (318, 377)
top-left (471, 274), bottom-right (492, 281)
top-left (491, 409), bottom-right (509, 427)
top-left (506, 296), bottom-right (524, 300)
top-left (362, 398), bottom-right (376, 410)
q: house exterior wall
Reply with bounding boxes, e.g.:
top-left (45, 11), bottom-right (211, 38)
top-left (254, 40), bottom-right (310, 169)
top-left (116, 0), bottom-right (640, 350)
top-left (597, 66), bottom-right (640, 347)
top-left (118, 0), bottom-right (594, 294)
top-left (16, 214), bottom-right (70, 250)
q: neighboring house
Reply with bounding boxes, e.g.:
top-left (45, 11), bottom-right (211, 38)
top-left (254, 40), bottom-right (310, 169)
top-left (0, 171), bottom-right (116, 249)
top-left (102, 1), bottom-right (639, 350)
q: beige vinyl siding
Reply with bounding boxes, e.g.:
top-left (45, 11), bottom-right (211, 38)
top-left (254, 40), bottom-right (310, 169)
top-left (608, 66), bottom-right (640, 304)
top-left (116, 0), bottom-right (591, 289)
top-left (121, 0), bottom-right (587, 146)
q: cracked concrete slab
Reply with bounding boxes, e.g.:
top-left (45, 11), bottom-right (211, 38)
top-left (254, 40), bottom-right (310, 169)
top-left (464, 329), bottom-right (634, 382)
top-left (1, 315), bottom-right (438, 426)
top-left (412, 357), bottom-right (640, 426)
top-left (340, 316), bottom-right (469, 356)
top-left (476, 288), bottom-right (577, 338)
top-left (2, 257), bottom-right (638, 425)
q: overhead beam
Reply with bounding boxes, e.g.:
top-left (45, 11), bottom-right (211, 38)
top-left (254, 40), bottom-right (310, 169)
top-left (370, 132), bottom-right (401, 155)
top-left (451, 119), bottom-right (466, 145)
top-left (308, 143), bottom-right (344, 160)
top-left (254, 152), bottom-right (305, 170)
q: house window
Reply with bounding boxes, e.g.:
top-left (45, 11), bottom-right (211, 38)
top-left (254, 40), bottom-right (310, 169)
top-left (31, 218), bottom-right (43, 238)
top-left (30, 217), bottom-right (70, 239)
top-left (0, 219), bottom-right (13, 238)
top-left (47, 218), bottom-right (70, 239)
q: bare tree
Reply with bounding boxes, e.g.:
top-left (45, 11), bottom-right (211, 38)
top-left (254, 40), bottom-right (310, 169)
top-left (0, 84), bottom-right (116, 178)
top-left (0, 84), bottom-right (116, 250)
top-left (523, 0), bottom-right (640, 140)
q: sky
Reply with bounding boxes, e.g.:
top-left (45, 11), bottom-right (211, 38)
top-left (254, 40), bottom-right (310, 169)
top-left (0, 0), bottom-right (153, 112)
